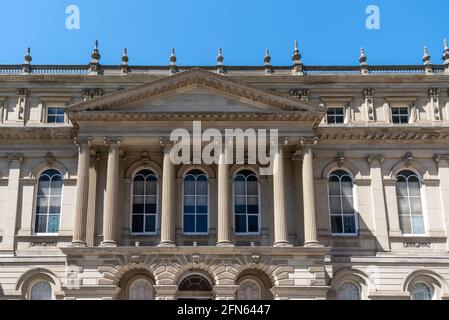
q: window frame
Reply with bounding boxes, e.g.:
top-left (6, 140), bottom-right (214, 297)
top-left (46, 106), bottom-right (66, 124)
top-left (326, 107), bottom-right (345, 125)
top-left (127, 276), bottom-right (155, 301)
top-left (232, 169), bottom-right (262, 236)
top-left (28, 280), bottom-right (54, 301)
top-left (410, 282), bottom-right (434, 301)
top-left (327, 169), bottom-right (359, 237)
top-left (337, 281), bottom-right (361, 301)
top-left (391, 107), bottom-right (410, 124)
top-left (237, 278), bottom-right (262, 300)
top-left (129, 168), bottom-right (159, 236)
top-left (182, 169), bottom-right (210, 236)
top-left (396, 170), bottom-right (427, 237)
top-left (33, 169), bottom-right (63, 236)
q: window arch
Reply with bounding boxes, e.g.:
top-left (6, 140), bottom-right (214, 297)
top-left (128, 278), bottom-right (154, 300)
top-left (30, 281), bottom-right (53, 300)
top-left (396, 170), bottom-right (425, 235)
top-left (131, 169), bottom-right (158, 234)
top-left (410, 283), bottom-right (433, 300)
top-left (234, 169), bottom-right (260, 234)
top-left (328, 170), bottom-right (357, 235)
top-left (238, 279), bottom-right (262, 300)
top-left (183, 170), bottom-right (208, 234)
top-left (35, 169), bottom-right (62, 234)
top-left (337, 282), bottom-right (361, 300)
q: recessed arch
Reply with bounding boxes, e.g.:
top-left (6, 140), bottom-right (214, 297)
top-left (115, 267), bottom-right (156, 300)
top-left (402, 270), bottom-right (448, 297)
top-left (177, 164), bottom-right (215, 179)
top-left (321, 160), bottom-right (361, 180)
top-left (125, 159), bottom-right (162, 179)
top-left (236, 269), bottom-right (273, 300)
top-left (229, 164), bottom-right (260, 178)
top-left (389, 159), bottom-right (429, 180)
top-left (329, 268), bottom-right (372, 300)
top-left (29, 160), bottom-right (70, 180)
top-left (16, 268), bottom-right (61, 300)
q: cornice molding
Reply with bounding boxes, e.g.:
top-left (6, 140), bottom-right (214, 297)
top-left (0, 127), bottom-right (75, 140)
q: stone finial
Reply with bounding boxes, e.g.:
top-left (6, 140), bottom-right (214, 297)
top-left (24, 47), bottom-right (32, 64)
top-left (22, 47), bottom-right (32, 74)
top-left (169, 48), bottom-right (178, 73)
top-left (121, 48), bottom-right (129, 65)
top-left (422, 47), bottom-right (431, 64)
top-left (291, 40), bottom-right (304, 75)
top-left (359, 47), bottom-right (369, 75)
top-left (89, 40), bottom-right (101, 74)
top-left (443, 39), bottom-right (449, 71)
top-left (91, 40), bottom-right (100, 62)
top-left (359, 47), bottom-right (367, 65)
top-left (216, 48), bottom-right (224, 74)
top-left (264, 48), bottom-right (272, 75)
top-left (264, 48), bottom-right (271, 65)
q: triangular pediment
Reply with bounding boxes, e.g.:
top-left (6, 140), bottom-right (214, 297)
top-left (66, 68), bottom-right (324, 122)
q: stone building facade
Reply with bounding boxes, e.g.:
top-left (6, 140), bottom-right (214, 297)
top-left (1, 43), bottom-right (449, 300)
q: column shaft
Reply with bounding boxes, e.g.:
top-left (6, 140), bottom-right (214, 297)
top-left (102, 140), bottom-right (120, 247)
top-left (159, 143), bottom-right (175, 246)
top-left (302, 145), bottom-right (320, 247)
top-left (273, 140), bottom-right (290, 247)
top-left (72, 143), bottom-right (90, 246)
top-left (217, 148), bottom-right (232, 246)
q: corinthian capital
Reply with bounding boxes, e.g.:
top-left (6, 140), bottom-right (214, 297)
top-left (104, 137), bottom-right (122, 147)
top-left (298, 136), bottom-right (319, 149)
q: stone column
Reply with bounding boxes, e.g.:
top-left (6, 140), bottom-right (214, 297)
top-left (101, 138), bottom-right (121, 247)
top-left (159, 140), bottom-right (175, 247)
top-left (72, 140), bottom-right (90, 247)
top-left (301, 138), bottom-right (321, 247)
top-left (1, 154), bottom-right (23, 253)
top-left (217, 140), bottom-right (232, 247)
top-left (86, 153), bottom-right (99, 247)
top-left (272, 137), bottom-right (291, 247)
top-left (368, 154), bottom-right (391, 251)
top-left (435, 154), bottom-right (449, 251)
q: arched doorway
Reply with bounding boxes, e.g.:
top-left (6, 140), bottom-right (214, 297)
top-left (177, 273), bottom-right (214, 300)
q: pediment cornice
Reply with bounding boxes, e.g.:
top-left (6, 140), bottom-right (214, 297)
top-left (66, 68), bottom-right (324, 121)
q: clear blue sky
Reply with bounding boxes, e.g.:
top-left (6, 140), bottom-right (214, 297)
top-left (1, 0), bottom-right (448, 66)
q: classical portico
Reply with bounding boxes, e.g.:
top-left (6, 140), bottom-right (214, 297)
top-left (66, 68), bottom-right (325, 249)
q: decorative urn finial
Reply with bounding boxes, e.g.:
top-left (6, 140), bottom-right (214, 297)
top-left (216, 48), bottom-right (224, 74)
top-left (121, 48), bottom-right (129, 65)
top-left (291, 40), bottom-right (303, 75)
top-left (422, 47), bottom-right (431, 64)
top-left (24, 47), bottom-right (32, 64)
top-left (169, 48), bottom-right (178, 73)
top-left (91, 40), bottom-right (101, 62)
top-left (359, 48), bottom-right (367, 65)
top-left (264, 48), bottom-right (272, 75)
top-left (443, 38), bottom-right (449, 66)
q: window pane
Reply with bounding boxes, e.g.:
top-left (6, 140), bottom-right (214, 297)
top-left (133, 177), bottom-right (144, 195)
top-left (184, 215), bottom-right (195, 233)
top-left (331, 216), bottom-right (343, 234)
top-left (184, 177), bottom-right (195, 195)
top-left (411, 215), bottom-right (425, 235)
top-left (397, 197), bottom-right (410, 216)
top-left (329, 197), bottom-right (342, 215)
top-left (196, 196), bottom-right (208, 214)
top-left (133, 196), bottom-right (144, 213)
top-left (408, 179), bottom-right (421, 197)
top-left (248, 215), bottom-right (259, 233)
top-left (145, 215), bottom-right (156, 233)
top-left (411, 283), bottom-right (432, 300)
top-left (30, 281), bottom-right (52, 300)
top-left (340, 178), bottom-right (353, 197)
top-left (47, 215), bottom-right (60, 233)
top-left (409, 198), bottom-right (423, 215)
top-left (50, 178), bottom-right (62, 195)
top-left (396, 179), bottom-right (408, 197)
top-left (342, 196), bottom-right (354, 215)
top-left (343, 216), bottom-right (356, 234)
top-left (196, 215), bottom-right (208, 233)
top-left (38, 177), bottom-right (50, 196)
top-left (328, 178), bottom-right (340, 196)
top-left (196, 175), bottom-right (208, 195)
top-left (234, 177), bottom-right (245, 195)
top-left (48, 196), bottom-right (61, 214)
top-left (235, 215), bottom-right (247, 233)
top-left (337, 283), bottom-right (360, 300)
top-left (238, 280), bottom-right (261, 300)
top-left (146, 178), bottom-right (157, 195)
top-left (399, 215), bottom-right (412, 234)
top-left (35, 215), bottom-right (47, 233)
top-left (132, 214), bottom-right (144, 233)
top-left (247, 176), bottom-right (258, 195)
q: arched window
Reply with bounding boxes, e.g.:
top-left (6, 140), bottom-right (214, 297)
top-left (410, 283), bottom-right (433, 300)
top-left (337, 282), bottom-right (361, 300)
top-left (128, 278), bottom-right (154, 300)
top-left (35, 169), bottom-right (62, 234)
top-left (30, 281), bottom-right (52, 300)
top-left (328, 170), bottom-right (357, 235)
top-left (183, 170), bottom-right (208, 234)
top-left (131, 170), bottom-right (158, 234)
top-left (238, 279), bottom-right (262, 300)
top-left (234, 170), bottom-right (260, 234)
top-left (179, 275), bottom-right (212, 292)
top-left (396, 170), bottom-right (425, 235)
